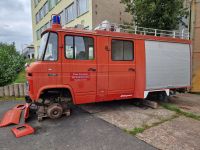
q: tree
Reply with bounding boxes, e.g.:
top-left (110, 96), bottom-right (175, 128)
top-left (0, 43), bottom-right (25, 86)
top-left (121, 0), bottom-right (189, 30)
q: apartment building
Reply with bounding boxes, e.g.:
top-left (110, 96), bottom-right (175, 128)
top-left (22, 44), bottom-right (35, 59)
top-left (31, 0), bottom-right (132, 53)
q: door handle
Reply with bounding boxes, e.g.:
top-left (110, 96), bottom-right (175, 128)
top-left (128, 68), bottom-right (135, 72)
top-left (88, 68), bottom-right (96, 72)
top-left (48, 73), bottom-right (58, 77)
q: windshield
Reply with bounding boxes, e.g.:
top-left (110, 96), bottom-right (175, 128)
top-left (37, 32), bottom-right (49, 60)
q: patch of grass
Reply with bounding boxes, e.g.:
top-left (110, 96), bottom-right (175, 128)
top-left (13, 59), bottom-right (34, 84)
top-left (15, 97), bottom-right (25, 101)
top-left (126, 127), bottom-right (145, 135)
top-left (0, 97), bottom-right (24, 101)
top-left (126, 114), bottom-right (179, 136)
top-left (14, 70), bottom-right (26, 83)
top-left (149, 114), bottom-right (179, 128)
top-left (161, 103), bottom-right (200, 121)
top-left (26, 59), bottom-right (35, 64)
top-left (189, 92), bottom-right (200, 96)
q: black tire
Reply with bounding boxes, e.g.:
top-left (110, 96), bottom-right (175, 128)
top-left (158, 92), bottom-right (168, 102)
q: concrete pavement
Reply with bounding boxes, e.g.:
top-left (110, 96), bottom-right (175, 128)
top-left (137, 116), bottom-right (200, 150)
top-left (80, 94), bottom-right (200, 150)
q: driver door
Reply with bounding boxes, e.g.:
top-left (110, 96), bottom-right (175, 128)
top-left (39, 32), bottom-right (62, 88)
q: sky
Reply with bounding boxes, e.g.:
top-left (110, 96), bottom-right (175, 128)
top-left (0, 0), bottom-right (32, 52)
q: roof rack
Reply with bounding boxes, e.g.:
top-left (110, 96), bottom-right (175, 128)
top-left (94, 21), bottom-right (190, 40)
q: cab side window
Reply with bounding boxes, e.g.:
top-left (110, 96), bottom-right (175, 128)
top-left (112, 40), bottom-right (134, 61)
top-left (65, 36), bottom-right (74, 59)
top-left (44, 33), bottom-right (58, 61)
top-left (65, 36), bottom-right (94, 60)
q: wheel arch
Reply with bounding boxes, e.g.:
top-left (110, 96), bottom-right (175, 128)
top-left (36, 85), bottom-right (76, 104)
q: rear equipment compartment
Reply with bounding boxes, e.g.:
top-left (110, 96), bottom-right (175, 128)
top-left (145, 41), bottom-right (191, 90)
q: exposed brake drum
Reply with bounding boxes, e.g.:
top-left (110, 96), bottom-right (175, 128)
top-left (47, 103), bottom-right (63, 119)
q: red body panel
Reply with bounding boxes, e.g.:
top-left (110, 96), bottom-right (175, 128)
top-left (26, 28), bottom-right (191, 104)
top-left (11, 124), bottom-right (34, 138)
top-left (134, 40), bottom-right (146, 98)
top-left (13, 104), bottom-right (26, 110)
top-left (0, 109), bottom-right (22, 127)
top-left (24, 104), bottom-right (30, 120)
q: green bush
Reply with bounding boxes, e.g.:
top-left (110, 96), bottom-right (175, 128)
top-left (0, 43), bottom-right (25, 86)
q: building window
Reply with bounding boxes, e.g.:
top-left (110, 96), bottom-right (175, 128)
top-left (36, 20), bottom-right (51, 40)
top-left (49, 0), bottom-right (57, 10)
top-left (59, 11), bottom-right (65, 26)
top-left (34, 0), bottom-right (39, 7)
top-left (36, 29), bottom-right (41, 40)
top-left (45, 22), bottom-right (50, 29)
top-left (65, 36), bottom-right (94, 60)
top-left (77, 0), bottom-right (89, 16)
top-left (111, 40), bottom-right (134, 61)
top-left (36, 12), bottom-right (40, 24)
top-left (46, 21), bottom-right (51, 28)
top-left (50, 19), bottom-right (52, 27)
top-left (44, 2), bottom-right (49, 16)
top-left (41, 26), bottom-right (45, 33)
top-left (39, 7), bottom-right (45, 20)
top-left (65, 3), bottom-right (75, 23)
top-left (36, 2), bottom-right (49, 24)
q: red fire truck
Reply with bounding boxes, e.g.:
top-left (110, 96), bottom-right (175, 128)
top-left (25, 15), bottom-right (191, 120)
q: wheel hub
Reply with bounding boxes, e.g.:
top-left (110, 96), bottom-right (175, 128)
top-left (47, 103), bottom-right (63, 119)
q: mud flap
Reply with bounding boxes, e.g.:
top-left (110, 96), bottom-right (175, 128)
top-left (0, 109), bottom-right (22, 127)
top-left (11, 124), bottom-right (34, 138)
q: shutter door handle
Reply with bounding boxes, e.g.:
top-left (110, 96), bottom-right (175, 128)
top-left (88, 68), bottom-right (96, 72)
top-left (128, 68), bottom-right (135, 72)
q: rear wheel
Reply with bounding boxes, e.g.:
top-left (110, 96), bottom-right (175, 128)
top-left (157, 92), bottom-right (168, 102)
top-left (146, 91), bottom-right (169, 102)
